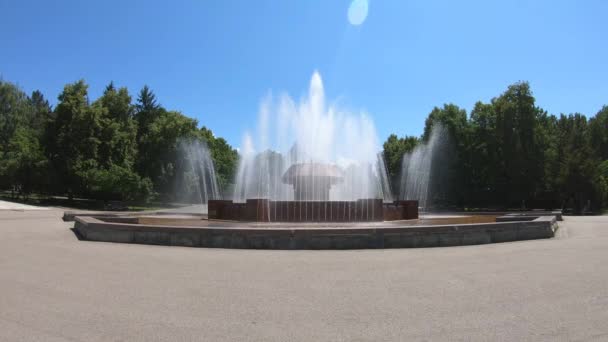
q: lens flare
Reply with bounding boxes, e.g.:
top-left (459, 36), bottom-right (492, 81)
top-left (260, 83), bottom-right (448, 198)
top-left (348, 0), bottom-right (368, 26)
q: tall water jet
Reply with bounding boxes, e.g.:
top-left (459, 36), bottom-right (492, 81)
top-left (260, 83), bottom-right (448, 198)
top-left (376, 152), bottom-right (394, 202)
top-left (399, 124), bottom-right (447, 210)
top-left (232, 71), bottom-right (393, 204)
top-left (176, 139), bottom-right (220, 205)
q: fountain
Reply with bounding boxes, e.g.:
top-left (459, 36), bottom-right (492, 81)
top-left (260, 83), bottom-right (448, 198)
top-left (68, 73), bottom-right (560, 249)
top-left (209, 72), bottom-right (417, 222)
top-left (399, 124), bottom-right (447, 210)
top-left (176, 139), bottom-right (220, 207)
top-left (281, 163), bottom-right (344, 201)
top-left (232, 72), bottom-right (392, 203)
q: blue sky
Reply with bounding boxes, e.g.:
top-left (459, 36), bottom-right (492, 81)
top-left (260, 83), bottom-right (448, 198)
top-left (2, 0), bottom-right (607, 147)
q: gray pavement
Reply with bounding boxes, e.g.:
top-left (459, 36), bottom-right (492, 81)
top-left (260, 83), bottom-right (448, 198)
top-left (0, 199), bottom-right (49, 211)
top-left (1, 208), bottom-right (607, 341)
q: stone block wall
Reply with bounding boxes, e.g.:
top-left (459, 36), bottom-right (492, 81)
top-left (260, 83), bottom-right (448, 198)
top-left (208, 199), bottom-right (417, 222)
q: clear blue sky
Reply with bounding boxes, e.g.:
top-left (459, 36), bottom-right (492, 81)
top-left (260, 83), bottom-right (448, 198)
top-left (2, 0), bottom-right (607, 147)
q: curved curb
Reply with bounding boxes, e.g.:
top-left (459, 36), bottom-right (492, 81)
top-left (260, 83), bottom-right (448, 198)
top-left (73, 215), bottom-right (558, 250)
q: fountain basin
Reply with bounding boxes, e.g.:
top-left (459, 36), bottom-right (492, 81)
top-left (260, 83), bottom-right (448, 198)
top-left (208, 199), bottom-right (419, 222)
top-left (71, 213), bottom-right (558, 249)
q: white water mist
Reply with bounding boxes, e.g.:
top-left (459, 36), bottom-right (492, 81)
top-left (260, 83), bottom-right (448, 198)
top-left (233, 72), bottom-right (393, 203)
top-left (399, 124), bottom-right (447, 210)
top-left (177, 139), bottom-right (220, 204)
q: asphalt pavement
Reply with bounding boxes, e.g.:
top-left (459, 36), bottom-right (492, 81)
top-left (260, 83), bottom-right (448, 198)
top-left (1, 204), bottom-right (606, 341)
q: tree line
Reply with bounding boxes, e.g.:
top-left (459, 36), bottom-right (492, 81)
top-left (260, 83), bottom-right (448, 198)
top-left (0, 79), bottom-right (238, 203)
top-left (383, 82), bottom-right (608, 212)
top-left (1, 77), bottom-right (606, 212)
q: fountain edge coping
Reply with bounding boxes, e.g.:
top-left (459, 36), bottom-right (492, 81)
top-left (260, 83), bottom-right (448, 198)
top-left (72, 214), bottom-right (558, 249)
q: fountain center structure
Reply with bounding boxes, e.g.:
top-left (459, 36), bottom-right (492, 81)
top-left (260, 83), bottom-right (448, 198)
top-left (282, 162), bottom-right (344, 201)
top-left (206, 71), bottom-right (419, 222)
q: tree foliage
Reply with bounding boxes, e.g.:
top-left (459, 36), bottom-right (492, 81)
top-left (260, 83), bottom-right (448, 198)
top-left (382, 134), bottom-right (419, 191)
top-left (0, 81), bottom-right (49, 197)
top-left (1, 76), bottom-right (606, 212)
top-left (0, 78), bottom-right (239, 203)
top-left (383, 82), bottom-right (608, 212)
top-left (200, 126), bottom-right (238, 190)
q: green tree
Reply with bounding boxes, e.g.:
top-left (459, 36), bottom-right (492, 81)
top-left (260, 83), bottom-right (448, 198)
top-left (200, 126), bottom-right (238, 191)
top-left (81, 83), bottom-right (151, 201)
top-left (3, 75), bottom-right (606, 211)
top-left (47, 80), bottom-right (151, 201)
top-left (134, 85), bottom-right (161, 140)
top-left (134, 86), bottom-right (164, 182)
top-left (589, 106), bottom-right (608, 160)
top-left (0, 81), bottom-right (30, 148)
top-left (143, 110), bottom-right (199, 199)
top-left (422, 104), bottom-right (469, 206)
top-left (491, 82), bottom-right (545, 206)
top-left (0, 81), bottom-right (49, 197)
top-left (382, 134), bottom-right (419, 194)
top-left (77, 164), bottom-right (152, 201)
top-left (94, 83), bottom-right (138, 169)
top-left (30, 90), bottom-right (53, 133)
top-left (47, 80), bottom-right (100, 197)
top-left (555, 114), bottom-right (605, 212)
top-left (2, 128), bottom-right (49, 197)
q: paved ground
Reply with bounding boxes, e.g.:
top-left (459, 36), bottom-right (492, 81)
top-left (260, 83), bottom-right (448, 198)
top-left (0, 199), bottom-right (49, 211)
top-left (0, 208), bottom-right (607, 341)
top-left (158, 204), bottom-right (208, 215)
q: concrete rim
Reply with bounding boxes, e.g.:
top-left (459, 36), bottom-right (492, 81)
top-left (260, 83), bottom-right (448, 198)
top-left (72, 214), bottom-right (559, 250)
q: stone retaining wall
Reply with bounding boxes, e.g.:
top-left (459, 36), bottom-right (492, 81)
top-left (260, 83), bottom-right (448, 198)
top-left (74, 215), bottom-right (558, 250)
top-left (208, 199), bottom-right (419, 222)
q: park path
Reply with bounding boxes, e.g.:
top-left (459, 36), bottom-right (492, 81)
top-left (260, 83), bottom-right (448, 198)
top-left (0, 209), bottom-right (607, 341)
top-left (0, 199), bottom-right (49, 210)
